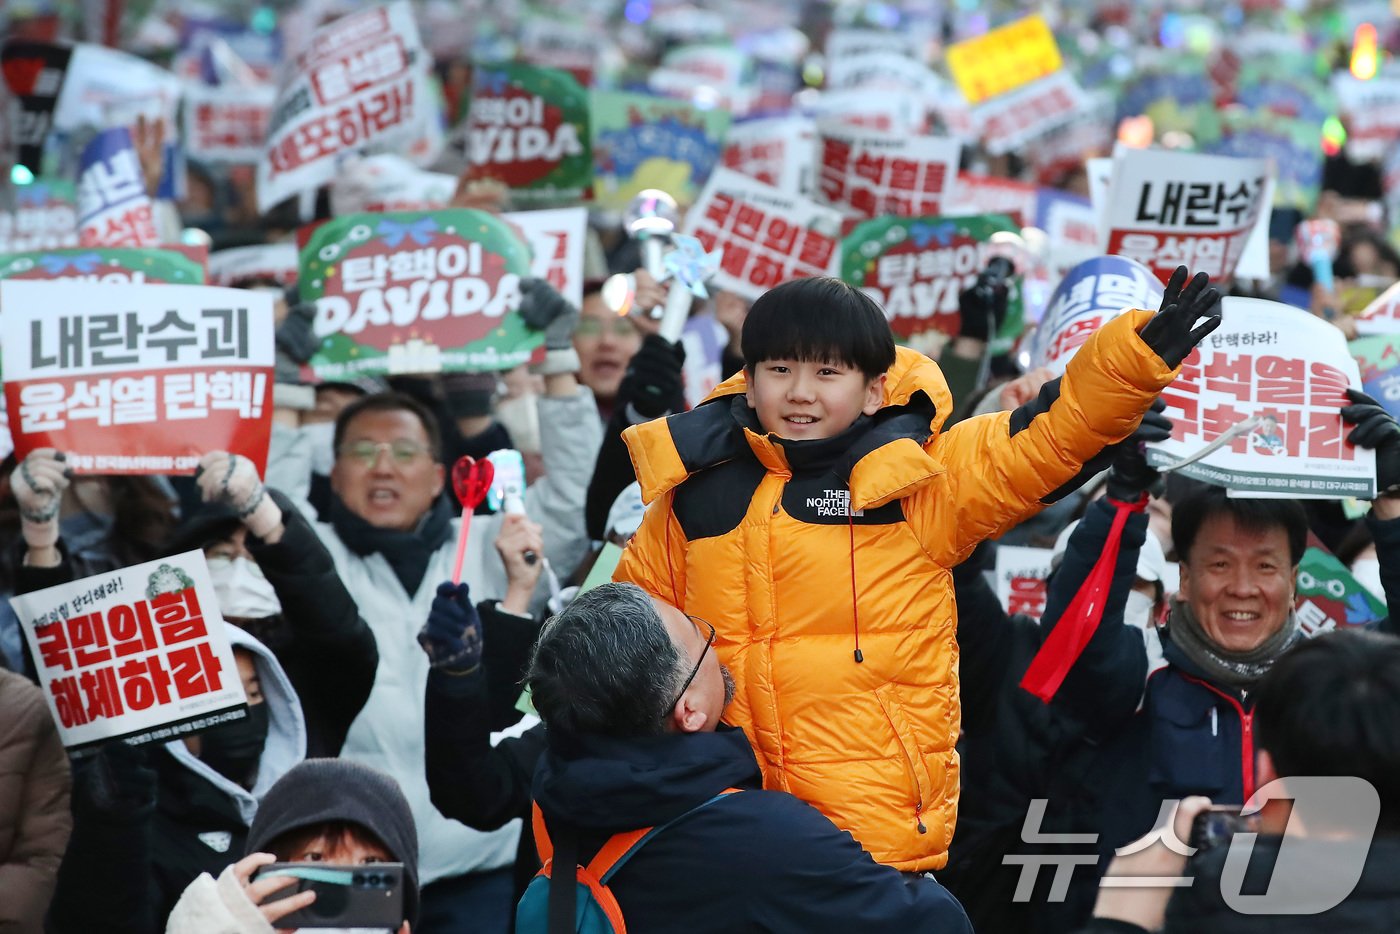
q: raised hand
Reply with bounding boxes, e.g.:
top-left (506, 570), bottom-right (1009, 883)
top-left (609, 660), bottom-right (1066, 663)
top-left (1138, 266), bottom-right (1223, 368)
top-left (11, 449), bottom-right (70, 550)
top-left (196, 451), bottom-right (283, 540)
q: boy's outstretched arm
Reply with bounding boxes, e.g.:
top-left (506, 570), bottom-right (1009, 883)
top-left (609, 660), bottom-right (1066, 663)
top-left (910, 268), bottom-right (1220, 566)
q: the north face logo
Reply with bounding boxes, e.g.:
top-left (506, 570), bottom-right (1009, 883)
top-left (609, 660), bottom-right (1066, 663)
top-left (198, 832), bottom-right (232, 853)
top-left (805, 489), bottom-right (863, 518)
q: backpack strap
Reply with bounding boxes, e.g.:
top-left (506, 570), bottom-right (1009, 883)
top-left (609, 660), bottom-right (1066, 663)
top-left (593, 788), bottom-right (742, 883)
top-left (547, 822), bottom-right (581, 934)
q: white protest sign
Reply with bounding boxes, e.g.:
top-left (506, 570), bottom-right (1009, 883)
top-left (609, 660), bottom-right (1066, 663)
top-left (995, 545), bottom-right (1055, 619)
top-left (1, 281), bottom-right (276, 475)
top-left (1102, 149), bottom-right (1271, 285)
top-left (182, 82), bottom-right (276, 164)
top-left (1030, 255), bottom-right (1163, 375)
top-left (503, 206), bottom-right (588, 310)
top-left (1146, 297), bottom-right (1377, 500)
top-left (10, 552), bottom-right (247, 751)
top-left (682, 167), bottom-right (843, 302)
top-left (209, 243), bottom-right (299, 288)
top-left (816, 125), bottom-right (960, 218)
top-left (720, 115), bottom-right (815, 195)
top-left (974, 70), bottom-right (1089, 157)
top-left (1332, 74), bottom-right (1400, 162)
top-left (256, 1), bottom-right (439, 212)
top-left (824, 28), bottom-right (923, 64)
top-left (801, 88), bottom-right (927, 136)
top-left (826, 52), bottom-right (945, 105)
top-left (1356, 280), bottom-right (1400, 336)
top-left (329, 154), bottom-right (456, 216)
top-left (1037, 190), bottom-right (1100, 281)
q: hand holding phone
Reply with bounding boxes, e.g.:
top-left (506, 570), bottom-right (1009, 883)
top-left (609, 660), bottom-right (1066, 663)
top-left (1188, 805), bottom-right (1261, 852)
top-left (251, 858), bottom-right (405, 929)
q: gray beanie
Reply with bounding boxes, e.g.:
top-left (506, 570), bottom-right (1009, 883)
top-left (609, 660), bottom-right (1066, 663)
top-left (246, 759), bottom-right (419, 927)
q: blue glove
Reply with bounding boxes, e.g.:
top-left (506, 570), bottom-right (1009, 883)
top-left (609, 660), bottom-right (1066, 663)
top-left (418, 582), bottom-right (484, 673)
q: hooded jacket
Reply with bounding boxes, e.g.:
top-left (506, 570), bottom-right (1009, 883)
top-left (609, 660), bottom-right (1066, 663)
top-left (614, 310), bottom-right (1177, 872)
top-left (47, 626), bottom-right (306, 934)
top-left (532, 725), bottom-right (972, 933)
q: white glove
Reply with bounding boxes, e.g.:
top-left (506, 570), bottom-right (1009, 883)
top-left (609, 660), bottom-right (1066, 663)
top-left (11, 449), bottom-right (70, 550)
top-left (196, 452), bottom-right (283, 540)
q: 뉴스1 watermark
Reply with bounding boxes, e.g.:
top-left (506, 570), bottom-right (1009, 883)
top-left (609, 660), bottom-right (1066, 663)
top-left (1003, 776), bottom-right (1380, 914)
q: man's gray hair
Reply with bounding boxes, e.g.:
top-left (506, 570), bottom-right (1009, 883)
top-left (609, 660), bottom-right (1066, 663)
top-left (527, 582), bottom-right (689, 738)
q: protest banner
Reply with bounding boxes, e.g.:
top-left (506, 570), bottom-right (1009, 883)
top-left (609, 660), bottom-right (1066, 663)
top-left (504, 207), bottom-right (588, 310)
top-left (299, 209), bottom-right (537, 378)
top-left (461, 62), bottom-right (591, 206)
top-left (0, 246), bottom-right (207, 284)
top-left (182, 81), bottom-right (276, 165)
top-left (0, 179), bottom-right (79, 253)
top-left (1355, 280), bottom-right (1400, 336)
top-left (0, 38), bottom-right (73, 172)
top-left (1331, 74), bottom-right (1400, 162)
top-left (256, 2), bottom-right (438, 212)
top-left (77, 127), bottom-right (159, 248)
top-left (947, 173), bottom-right (1039, 225)
top-left (816, 125), bottom-right (960, 219)
top-left (329, 154), bottom-right (456, 216)
top-left (1029, 255), bottom-right (1163, 375)
top-left (825, 52), bottom-right (945, 107)
top-left (209, 243), bottom-right (298, 288)
top-left (1205, 111), bottom-right (1324, 213)
top-left (974, 70), bottom-right (1090, 157)
top-left (1349, 333), bottom-right (1400, 421)
top-left (10, 552), bottom-right (248, 752)
top-left (649, 43), bottom-right (755, 116)
top-left (840, 213), bottom-right (1023, 355)
top-left (1295, 547), bottom-right (1387, 635)
top-left (1146, 297), bottom-right (1377, 500)
top-left (1028, 91), bottom-right (1114, 186)
top-left (589, 90), bottom-right (730, 210)
top-left (1036, 189), bottom-right (1100, 281)
top-left (1, 280), bottom-right (275, 475)
top-left (720, 116), bottom-right (814, 195)
top-left (824, 28), bottom-right (923, 66)
top-left (52, 42), bottom-right (182, 136)
top-left (1102, 149), bottom-right (1271, 285)
top-left (681, 167), bottom-right (842, 303)
top-left (801, 88), bottom-right (927, 136)
top-left (995, 545), bottom-right (1054, 619)
top-left (946, 14), bottom-right (1062, 106)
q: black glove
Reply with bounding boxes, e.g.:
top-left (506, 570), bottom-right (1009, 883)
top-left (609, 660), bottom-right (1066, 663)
top-left (1342, 388), bottom-right (1400, 493)
top-left (418, 581), bottom-right (484, 673)
top-left (517, 278), bottom-right (579, 350)
top-left (1137, 265), bottom-right (1223, 368)
top-left (1105, 399), bottom-right (1171, 502)
top-left (957, 257), bottom-right (1013, 342)
top-left (275, 300), bottom-right (319, 364)
top-left (620, 334), bottom-right (686, 419)
top-left (73, 741), bottom-right (156, 817)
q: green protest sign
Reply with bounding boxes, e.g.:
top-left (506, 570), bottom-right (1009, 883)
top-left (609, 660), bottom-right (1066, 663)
top-left (0, 247), bottom-right (206, 283)
top-left (1295, 546), bottom-right (1387, 636)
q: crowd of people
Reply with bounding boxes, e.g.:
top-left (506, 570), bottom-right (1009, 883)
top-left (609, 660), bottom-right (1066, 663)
top-left (4, 2), bottom-right (1400, 933)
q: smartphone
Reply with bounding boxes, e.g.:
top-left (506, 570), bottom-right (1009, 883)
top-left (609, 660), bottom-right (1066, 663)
top-left (254, 862), bottom-right (404, 929)
top-left (1188, 805), bottom-right (1260, 852)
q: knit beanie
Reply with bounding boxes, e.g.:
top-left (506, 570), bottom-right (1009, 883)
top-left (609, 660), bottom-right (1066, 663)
top-left (246, 759), bottom-right (420, 927)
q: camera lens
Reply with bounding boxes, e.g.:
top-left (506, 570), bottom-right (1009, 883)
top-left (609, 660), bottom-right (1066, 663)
top-left (353, 873), bottom-right (365, 886)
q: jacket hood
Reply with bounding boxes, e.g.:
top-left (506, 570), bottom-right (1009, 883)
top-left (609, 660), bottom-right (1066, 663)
top-left (625, 345), bottom-right (952, 512)
top-left (533, 725), bottom-right (762, 834)
top-left (164, 623), bottom-right (307, 824)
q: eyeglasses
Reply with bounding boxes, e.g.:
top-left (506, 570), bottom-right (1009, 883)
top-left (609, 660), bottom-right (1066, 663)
top-left (574, 316), bottom-right (640, 339)
top-left (669, 616), bottom-right (717, 709)
top-left (338, 439), bottom-right (432, 467)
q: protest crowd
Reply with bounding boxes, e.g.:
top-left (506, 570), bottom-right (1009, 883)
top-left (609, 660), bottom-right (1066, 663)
top-left (5, 1), bottom-right (1400, 932)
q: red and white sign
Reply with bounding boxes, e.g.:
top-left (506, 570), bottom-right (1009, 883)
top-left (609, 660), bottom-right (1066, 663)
top-left (209, 243), bottom-right (299, 288)
top-left (1332, 75), bottom-right (1400, 162)
top-left (329, 154), bottom-right (456, 216)
top-left (77, 128), bottom-right (159, 248)
top-left (947, 172), bottom-right (1039, 225)
top-left (973, 70), bottom-right (1089, 156)
top-left (183, 82), bottom-right (276, 165)
top-left (816, 125), bottom-right (960, 219)
top-left (1356, 281), bottom-right (1400, 336)
top-left (10, 552), bottom-right (247, 751)
top-left (1103, 149), bottom-right (1271, 285)
top-left (256, 1), bottom-right (438, 212)
top-left (721, 116), bottom-right (815, 195)
top-left (803, 89), bottom-right (927, 136)
top-left (995, 545), bottom-right (1054, 619)
top-left (504, 207), bottom-right (588, 310)
top-left (0, 191), bottom-right (79, 253)
top-left (1, 281), bottom-right (275, 475)
top-left (682, 167), bottom-right (843, 302)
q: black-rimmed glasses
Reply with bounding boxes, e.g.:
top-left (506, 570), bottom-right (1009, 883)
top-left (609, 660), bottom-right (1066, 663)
top-left (670, 616), bottom-right (717, 709)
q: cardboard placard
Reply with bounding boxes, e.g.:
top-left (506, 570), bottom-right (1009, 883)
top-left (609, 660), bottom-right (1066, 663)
top-left (1356, 281), bottom-right (1400, 336)
top-left (973, 70), bottom-right (1089, 157)
top-left (995, 545), bottom-right (1055, 619)
top-left (0, 180), bottom-right (81, 253)
top-left (182, 82), bottom-right (276, 165)
top-left (816, 125), bottom-right (960, 219)
top-left (1030, 255), bottom-right (1163, 375)
top-left (1350, 334), bottom-right (1400, 421)
top-left (0, 247), bottom-right (207, 284)
top-left (77, 128), bottom-right (159, 248)
top-left (720, 116), bottom-right (815, 195)
top-left (588, 91), bottom-right (730, 211)
top-left (1295, 547), bottom-right (1388, 634)
top-left (503, 207), bottom-right (588, 310)
top-left (208, 243), bottom-right (299, 288)
top-left (946, 14), bottom-right (1062, 106)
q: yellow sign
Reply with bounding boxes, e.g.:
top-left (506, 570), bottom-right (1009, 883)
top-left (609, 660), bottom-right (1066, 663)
top-left (946, 15), bottom-right (1063, 106)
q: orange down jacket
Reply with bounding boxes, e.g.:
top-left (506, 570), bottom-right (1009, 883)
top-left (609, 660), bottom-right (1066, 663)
top-left (614, 309), bottom-right (1178, 872)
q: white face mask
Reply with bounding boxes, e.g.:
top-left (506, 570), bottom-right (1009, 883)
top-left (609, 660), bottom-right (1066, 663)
top-left (1124, 589), bottom-right (1157, 631)
top-left (302, 420), bottom-right (337, 476)
top-left (1351, 557), bottom-right (1385, 602)
top-left (208, 556), bottom-right (282, 619)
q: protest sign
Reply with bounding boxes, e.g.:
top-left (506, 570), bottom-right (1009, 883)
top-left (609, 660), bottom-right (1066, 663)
top-left (209, 243), bottom-right (298, 288)
top-left (824, 28), bottom-right (923, 66)
top-left (681, 168), bottom-right (843, 303)
top-left (1349, 334), bottom-right (1400, 421)
top-left (0, 39), bottom-right (73, 171)
top-left (77, 127), bottom-right (159, 248)
top-left (840, 213), bottom-right (1023, 355)
top-left (1206, 111), bottom-right (1323, 213)
top-left (1355, 281), bottom-right (1400, 336)
top-left (256, 2), bottom-right (438, 212)
top-left (1029, 256), bottom-right (1163, 375)
top-left (1295, 547), bottom-right (1387, 635)
top-left (974, 70), bottom-right (1090, 157)
top-left (330, 154), bottom-right (456, 216)
top-left (1, 281), bottom-right (275, 475)
top-left (826, 52), bottom-right (944, 106)
top-left (52, 42), bottom-right (182, 135)
top-left (947, 173), bottom-right (1039, 225)
top-left (1102, 149), bottom-right (1271, 285)
top-left (816, 125), bottom-right (960, 219)
top-left (720, 116), bottom-right (814, 195)
top-left (995, 545), bottom-right (1054, 619)
top-left (182, 82), bottom-right (276, 165)
top-left (461, 63), bottom-right (591, 206)
top-left (10, 552), bottom-right (247, 752)
top-left (1331, 74), bottom-right (1400, 162)
top-left (299, 209), bottom-right (537, 378)
top-left (946, 14), bottom-right (1062, 106)
top-left (0, 179), bottom-right (79, 253)
top-left (1146, 297), bottom-right (1376, 500)
top-left (650, 43), bottom-right (754, 116)
top-left (801, 88), bottom-right (927, 136)
top-left (504, 207), bottom-right (588, 310)
top-left (1036, 189), bottom-right (1099, 281)
top-left (0, 246), bottom-right (207, 284)
top-left (589, 91), bottom-right (730, 210)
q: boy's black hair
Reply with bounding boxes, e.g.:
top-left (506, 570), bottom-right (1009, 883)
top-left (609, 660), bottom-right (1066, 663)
top-left (1171, 484), bottom-right (1307, 567)
top-left (741, 277), bottom-right (896, 380)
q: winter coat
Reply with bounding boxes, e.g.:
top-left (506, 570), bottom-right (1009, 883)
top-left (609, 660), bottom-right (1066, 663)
top-left (325, 386), bottom-right (600, 885)
top-left (532, 725), bottom-right (973, 933)
top-left (615, 309), bottom-right (1177, 872)
top-left (47, 627), bottom-right (305, 934)
top-left (164, 863), bottom-right (277, 934)
top-left (0, 667), bottom-right (71, 934)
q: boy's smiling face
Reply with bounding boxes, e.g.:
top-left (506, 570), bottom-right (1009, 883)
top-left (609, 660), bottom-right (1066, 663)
top-left (745, 359), bottom-right (885, 440)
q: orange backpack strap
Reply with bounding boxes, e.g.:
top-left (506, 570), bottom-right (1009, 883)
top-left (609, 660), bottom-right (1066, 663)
top-left (533, 802), bottom-right (553, 864)
top-left (589, 788), bottom-right (743, 883)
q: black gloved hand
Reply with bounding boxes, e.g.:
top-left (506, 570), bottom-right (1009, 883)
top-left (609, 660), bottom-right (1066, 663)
top-left (1342, 388), bottom-right (1400, 493)
top-left (418, 581), bottom-right (484, 673)
top-left (1105, 399), bottom-right (1171, 502)
top-left (517, 278), bottom-right (579, 350)
top-left (1137, 265), bottom-right (1223, 368)
top-left (74, 741), bottom-right (156, 817)
top-left (620, 334), bottom-right (686, 419)
top-left (957, 257), bottom-right (1013, 343)
top-left (275, 300), bottom-right (319, 364)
